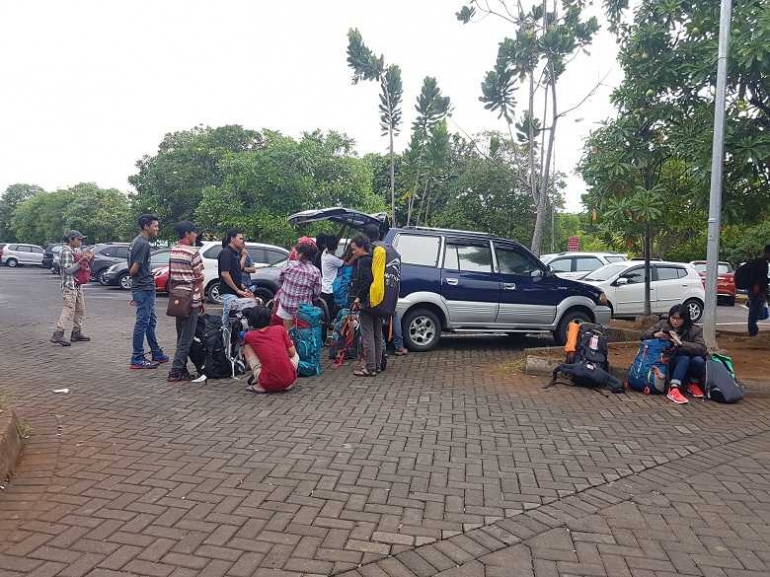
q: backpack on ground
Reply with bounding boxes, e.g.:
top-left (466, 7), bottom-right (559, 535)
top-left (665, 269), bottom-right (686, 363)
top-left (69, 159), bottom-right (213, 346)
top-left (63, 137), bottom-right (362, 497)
top-left (329, 308), bottom-right (359, 365)
top-left (195, 313), bottom-right (235, 379)
top-left (291, 303), bottom-right (324, 377)
top-left (548, 322), bottom-right (623, 394)
top-left (734, 261), bottom-right (752, 290)
top-left (368, 242), bottom-right (401, 318)
top-left (626, 339), bottom-right (673, 394)
top-left (704, 356), bottom-right (743, 403)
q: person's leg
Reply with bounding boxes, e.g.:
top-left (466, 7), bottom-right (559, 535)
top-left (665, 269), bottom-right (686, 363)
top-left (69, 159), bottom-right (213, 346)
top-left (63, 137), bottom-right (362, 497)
top-left (170, 309), bottom-right (199, 376)
top-left (53, 289), bottom-right (76, 345)
top-left (748, 294), bottom-right (763, 336)
top-left (685, 356), bottom-right (707, 398)
top-left (374, 315), bottom-right (383, 372)
top-left (131, 290), bottom-right (151, 363)
top-left (221, 294), bottom-right (237, 327)
top-left (71, 288), bottom-right (90, 341)
top-left (393, 313), bottom-right (406, 354)
top-left (144, 290), bottom-right (165, 361)
top-left (359, 311), bottom-right (377, 373)
top-left (242, 344), bottom-right (262, 384)
top-left (669, 355), bottom-right (691, 387)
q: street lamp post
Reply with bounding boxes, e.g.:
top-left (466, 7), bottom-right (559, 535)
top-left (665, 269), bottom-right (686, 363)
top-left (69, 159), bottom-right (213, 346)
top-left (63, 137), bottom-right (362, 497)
top-left (703, 0), bottom-right (733, 350)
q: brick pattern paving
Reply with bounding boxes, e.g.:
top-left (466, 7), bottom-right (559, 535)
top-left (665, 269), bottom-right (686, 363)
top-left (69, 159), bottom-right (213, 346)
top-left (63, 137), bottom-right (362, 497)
top-left (1, 285), bottom-right (770, 576)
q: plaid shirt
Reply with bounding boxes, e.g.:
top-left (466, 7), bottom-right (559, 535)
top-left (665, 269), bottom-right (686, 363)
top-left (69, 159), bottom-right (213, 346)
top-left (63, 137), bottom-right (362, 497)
top-left (59, 246), bottom-right (80, 292)
top-left (277, 260), bottom-right (321, 316)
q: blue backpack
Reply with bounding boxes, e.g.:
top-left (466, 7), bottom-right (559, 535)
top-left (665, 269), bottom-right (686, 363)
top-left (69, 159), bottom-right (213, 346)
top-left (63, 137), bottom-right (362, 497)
top-left (332, 265), bottom-right (353, 308)
top-left (626, 339), bottom-right (673, 394)
top-left (291, 303), bottom-right (324, 377)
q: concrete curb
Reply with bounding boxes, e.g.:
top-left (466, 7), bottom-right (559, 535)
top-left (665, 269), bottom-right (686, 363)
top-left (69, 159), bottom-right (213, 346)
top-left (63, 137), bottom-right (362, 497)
top-left (0, 407), bottom-right (22, 484)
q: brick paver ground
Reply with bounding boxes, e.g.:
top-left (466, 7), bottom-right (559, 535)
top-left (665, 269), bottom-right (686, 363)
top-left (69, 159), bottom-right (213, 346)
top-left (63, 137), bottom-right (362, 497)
top-left (1, 270), bottom-right (770, 576)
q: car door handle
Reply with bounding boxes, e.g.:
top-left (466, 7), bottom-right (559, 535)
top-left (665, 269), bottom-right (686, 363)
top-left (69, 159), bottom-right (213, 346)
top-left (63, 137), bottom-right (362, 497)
top-left (446, 278), bottom-right (459, 286)
top-left (504, 283), bottom-right (516, 291)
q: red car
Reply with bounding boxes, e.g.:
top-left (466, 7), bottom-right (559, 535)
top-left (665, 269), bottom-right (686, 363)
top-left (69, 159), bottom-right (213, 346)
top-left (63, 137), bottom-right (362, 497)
top-left (689, 261), bottom-right (736, 306)
top-left (153, 265), bottom-right (169, 294)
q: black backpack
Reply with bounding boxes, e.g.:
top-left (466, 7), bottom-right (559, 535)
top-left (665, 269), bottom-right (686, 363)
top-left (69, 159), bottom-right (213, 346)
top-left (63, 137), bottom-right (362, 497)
top-left (548, 323), bottom-right (623, 394)
top-left (734, 262), bottom-right (751, 290)
top-left (194, 314), bottom-right (234, 379)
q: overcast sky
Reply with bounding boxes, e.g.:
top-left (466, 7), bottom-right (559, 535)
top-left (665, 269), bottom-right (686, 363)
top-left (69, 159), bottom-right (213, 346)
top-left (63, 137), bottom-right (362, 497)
top-left (0, 0), bottom-right (625, 212)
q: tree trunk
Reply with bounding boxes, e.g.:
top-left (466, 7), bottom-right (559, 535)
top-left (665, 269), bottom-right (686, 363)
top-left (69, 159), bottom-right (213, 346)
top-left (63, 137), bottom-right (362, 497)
top-left (389, 127), bottom-right (396, 226)
top-left (532, 62), bottom-right (558, 257)
top-left (644, 223), bottom-right (652, 317)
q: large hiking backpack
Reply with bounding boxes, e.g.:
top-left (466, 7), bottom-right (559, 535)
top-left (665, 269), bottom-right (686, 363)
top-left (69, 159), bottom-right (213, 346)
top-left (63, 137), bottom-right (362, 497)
top-left (368, 242), bottom-right (401, 317)
top-left (194, 314), bottom-right (234, 379)
top-left (704, 357), bottom-right (743, 403)
top-left (291, 303), bottom-right (324, 377)
top-left (548, 322), bottom-right (623, 394)
top-left (734, 261), bottom-right (752, 290)
top-left (626, 339), bottom-right (673, 394)
top-left (333, 265), bottom-right (354, 308)
top-left (329, 308), bottom-right (359, 365)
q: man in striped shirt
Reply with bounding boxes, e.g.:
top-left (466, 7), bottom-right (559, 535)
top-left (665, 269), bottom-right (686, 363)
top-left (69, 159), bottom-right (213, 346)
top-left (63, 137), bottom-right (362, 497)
top-left (167, 221), bottom-right (205, 382)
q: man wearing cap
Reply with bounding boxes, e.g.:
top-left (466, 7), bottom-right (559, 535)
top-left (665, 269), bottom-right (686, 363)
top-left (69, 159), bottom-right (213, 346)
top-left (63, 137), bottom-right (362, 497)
top-left (167, 221), bottom-right (205, 382)
top-left (51, 230), bottom-right (94, 346)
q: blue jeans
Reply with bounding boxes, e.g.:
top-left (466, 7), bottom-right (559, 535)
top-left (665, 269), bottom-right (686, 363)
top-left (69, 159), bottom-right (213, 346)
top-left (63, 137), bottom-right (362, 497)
top-left (748, 293), bottom-right (766, 336)
top-left (393, 312), bottom-right (404, 350)
top-left (669, 355), bottom-right (706, 385)
top-left (131, 289), bottom-right (161, 363)
top-left (221, 294), bottom-right (238, 326)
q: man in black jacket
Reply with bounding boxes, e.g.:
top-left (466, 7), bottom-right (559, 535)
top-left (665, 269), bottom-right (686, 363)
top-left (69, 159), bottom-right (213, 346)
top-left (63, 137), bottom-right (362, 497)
top-left (350, 234), bottom-right (380, 377)
top-left (747, 244), bottom-right (770, 337)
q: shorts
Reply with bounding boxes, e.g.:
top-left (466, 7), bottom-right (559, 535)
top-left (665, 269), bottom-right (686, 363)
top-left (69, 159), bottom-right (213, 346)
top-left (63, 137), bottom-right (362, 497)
top-left (276, 304), bottom-right (293, 321)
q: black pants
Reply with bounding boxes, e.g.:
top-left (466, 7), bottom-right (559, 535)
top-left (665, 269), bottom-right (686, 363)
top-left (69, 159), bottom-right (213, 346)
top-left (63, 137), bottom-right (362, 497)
top-left (171, 308), bottom-right (200, 374)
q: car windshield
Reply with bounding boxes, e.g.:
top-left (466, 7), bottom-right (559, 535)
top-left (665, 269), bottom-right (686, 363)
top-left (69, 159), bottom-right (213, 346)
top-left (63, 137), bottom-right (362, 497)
top-left (582, 263), bottom-right (629, 282)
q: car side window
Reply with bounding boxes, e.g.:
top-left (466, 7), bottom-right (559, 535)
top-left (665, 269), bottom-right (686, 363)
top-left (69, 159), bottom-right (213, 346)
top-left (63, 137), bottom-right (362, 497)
top-left (655, 266), bottom-right (682, 281)
top-left (449, 243), bottom-right (492, 273)
top-left (151, 251), bottom-right (170, 266)
top-left (549, 258), bottom-right (573, 273)
top-left (677, 268), bottom-right (689, 279)
top-left (621, 267), bottom-right (645, 284)
top-left (32, 247), bottom-right (44, 254)
top-left (575, 257), bottom-right (602, 272)
top-left (265, 249), bottom-right (286, 264)
top-left (393, 234), bottom-right (440, 267)
top-left (203, 245), bottom-right (223, 259)
top-left (115, 247), bottom-right (130, 259)
top-left (496, 246), bottom-right (540, 275)
top-left (247, 247), bottom-right (266, 263)
top-left (100, 247), bottom-right (117, 257)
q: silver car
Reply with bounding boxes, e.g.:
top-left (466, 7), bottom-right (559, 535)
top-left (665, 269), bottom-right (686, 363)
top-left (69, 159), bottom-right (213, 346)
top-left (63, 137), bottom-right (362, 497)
top-left (1, 243), bottom-right (46, 267)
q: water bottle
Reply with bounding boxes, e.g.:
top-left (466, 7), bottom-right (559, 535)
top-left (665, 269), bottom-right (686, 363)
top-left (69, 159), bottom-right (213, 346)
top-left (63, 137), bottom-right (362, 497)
top-left (589, 334), bottom-right (599, 350)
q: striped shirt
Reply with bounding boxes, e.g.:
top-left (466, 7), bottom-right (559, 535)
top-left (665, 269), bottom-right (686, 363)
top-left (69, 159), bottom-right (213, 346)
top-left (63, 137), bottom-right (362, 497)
top-left (168, 242), bottom-right (205, 308)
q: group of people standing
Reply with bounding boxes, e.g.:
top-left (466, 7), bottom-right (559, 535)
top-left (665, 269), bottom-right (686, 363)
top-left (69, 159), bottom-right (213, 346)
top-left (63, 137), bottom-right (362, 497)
top-left (51, 214), bottom-right (406, 389)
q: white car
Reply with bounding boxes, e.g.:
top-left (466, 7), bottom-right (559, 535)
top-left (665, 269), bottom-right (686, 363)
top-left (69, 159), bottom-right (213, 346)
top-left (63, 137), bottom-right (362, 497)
top-left (540, 252), bottom-right (627, 280)
top-left (580, 260), bottom-right (705, 321)
top-left (1, 243), bottom-right (46, 267)
top-left (199, 241), bottom-right (290, 303)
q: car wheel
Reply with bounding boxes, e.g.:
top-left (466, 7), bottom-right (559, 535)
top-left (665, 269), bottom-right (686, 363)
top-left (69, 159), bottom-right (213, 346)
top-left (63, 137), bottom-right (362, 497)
top-left (252, 287), bottom-right (274, 303)
top-left (207, 282), bottom-right (223, 304)
top-left (725, 296), bottom-right (736, 307)
top-left (554, 309), bottom-right (592, 346)
top-left (6, 258), bottom-right (18, 268)
top-left (118, 273), bottom-right (132, 290)
top-left (97, 269), bottom-right (109, 285)
top-left (403, 308), bottom-right (441, 352)
top-left (684, 298), bottom-right (703, 323)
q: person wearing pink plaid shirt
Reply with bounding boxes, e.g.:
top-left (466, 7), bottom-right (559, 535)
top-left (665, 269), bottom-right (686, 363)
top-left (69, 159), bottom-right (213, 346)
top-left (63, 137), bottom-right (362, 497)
top-left (275, 243), bottom-right (322, 329)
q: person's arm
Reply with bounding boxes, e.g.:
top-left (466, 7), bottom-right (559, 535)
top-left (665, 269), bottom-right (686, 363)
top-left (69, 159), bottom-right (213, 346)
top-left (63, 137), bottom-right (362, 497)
top-left (328, 254), bottom-right (345, 269)
top-left (61, 248), bottom-right (80, 275)
top-left (641, 321), bottom-right (664, 341)
top-left (283, 328), bottom-right (297, 358)
top-left (679, 327), bottom-right (707, 357)
top-left (129, 242), bottom-right (148, 278)
top-left (221, 271), bottom-right (248, 297)
top-left (355, 257), bottom-right (373, 303)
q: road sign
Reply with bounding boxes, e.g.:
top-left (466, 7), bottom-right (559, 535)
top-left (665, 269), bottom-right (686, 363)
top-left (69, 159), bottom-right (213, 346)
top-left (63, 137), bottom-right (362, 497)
top-left (568, 236), bottom-right (580, 252)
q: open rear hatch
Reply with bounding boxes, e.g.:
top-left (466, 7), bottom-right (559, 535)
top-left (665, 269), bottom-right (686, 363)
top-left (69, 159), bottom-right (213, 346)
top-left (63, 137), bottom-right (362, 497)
top-left (288, 207), bottom-right (389, 235)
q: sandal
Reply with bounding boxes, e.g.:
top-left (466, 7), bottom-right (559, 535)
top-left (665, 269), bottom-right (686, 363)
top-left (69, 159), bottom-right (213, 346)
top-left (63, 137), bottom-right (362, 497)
top-left (246, 384), bottom-right (268, 394)
top-left (354, 369), bottom-right (376, 377)
top-left (394, 348), bottom-right (408, 356)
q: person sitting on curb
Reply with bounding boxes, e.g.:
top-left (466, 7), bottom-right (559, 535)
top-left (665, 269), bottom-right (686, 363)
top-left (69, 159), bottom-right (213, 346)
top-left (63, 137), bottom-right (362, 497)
top-left (242, 306), bottom-right (299, 394)
top-left (641, 304), bottom-right (707, 405)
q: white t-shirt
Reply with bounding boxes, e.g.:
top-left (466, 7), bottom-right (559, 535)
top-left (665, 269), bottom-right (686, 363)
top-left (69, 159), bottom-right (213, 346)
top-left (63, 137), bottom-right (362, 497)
top-left (321, 250), bottom-right (345, 294)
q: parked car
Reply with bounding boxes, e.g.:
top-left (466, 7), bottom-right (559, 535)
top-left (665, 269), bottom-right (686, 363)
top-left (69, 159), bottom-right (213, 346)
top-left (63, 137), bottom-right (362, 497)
top-left (199, 241), bottom-right (289, 303)
top-left (248, 259), bottom-right (286, 303)
top-left (579, 261), bottom-right (705, 321)
top-left (540, 252), bottom-right (627, 280)
top-left (49, 245), bottom-right (64, 274)
top-left (0, 244), bottom-right (6, 262)
top-left (89, 243), bottom-right (131, 284)
top-left (688, 260), bottom-right (736, 306)
top-left (288, 208), bottom-right (612, 350)
top-left (42, 243), bottom-right (61, 269)
top-left (101, 249), bottom-right (171, 290)
top-left (1, 243), bottom-right (45, 267)
top-left (153, 265), bottom-right (170, 293)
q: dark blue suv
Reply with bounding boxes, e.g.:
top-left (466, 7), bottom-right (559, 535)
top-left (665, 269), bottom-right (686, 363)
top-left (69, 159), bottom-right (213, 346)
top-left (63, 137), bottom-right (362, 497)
top-left (288, 208), bottom-right (611, 351)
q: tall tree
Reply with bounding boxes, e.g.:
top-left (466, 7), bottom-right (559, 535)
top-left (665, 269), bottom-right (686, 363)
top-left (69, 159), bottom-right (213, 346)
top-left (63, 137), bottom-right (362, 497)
top-left (346, 29), bottom-right (403, 224)
top-left (458, 0), bottom-right (599, 256)
top-left (0, 184), bottom-right (44, 242)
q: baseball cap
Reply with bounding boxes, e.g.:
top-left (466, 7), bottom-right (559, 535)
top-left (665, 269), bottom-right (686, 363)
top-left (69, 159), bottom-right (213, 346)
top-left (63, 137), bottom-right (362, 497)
top-left (65, 230), bottom-right (86, 240)
top-left (174, 221), bottom-right (199, 236)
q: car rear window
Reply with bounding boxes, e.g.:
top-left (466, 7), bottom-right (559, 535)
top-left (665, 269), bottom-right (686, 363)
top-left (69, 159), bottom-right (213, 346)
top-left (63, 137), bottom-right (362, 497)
top-left (549, 258), bottom-right (572, 273)
top-left (393, 234), bottom-right (440, 267)
top-left (606, 256), bottom-right (626, 263)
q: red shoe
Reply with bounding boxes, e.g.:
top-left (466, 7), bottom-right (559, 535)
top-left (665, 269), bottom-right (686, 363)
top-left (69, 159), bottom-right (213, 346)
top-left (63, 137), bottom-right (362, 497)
top-left (666, 387), bottom-right (689, 404)
top-left (687, 383), bottom-right (705, 399)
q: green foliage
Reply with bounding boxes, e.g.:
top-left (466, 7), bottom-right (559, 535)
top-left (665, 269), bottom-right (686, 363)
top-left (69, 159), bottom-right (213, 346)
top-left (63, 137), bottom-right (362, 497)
top-left (10, 183), bottom-right (132, 245)
top-left (0, 184), bottom-right (44, 242)
top-left (380, 65), bottom-right (403, 137)
top-left (722, 222), bottom-right (770, 265)
top-left (346, 28), bottom-right (384, 84)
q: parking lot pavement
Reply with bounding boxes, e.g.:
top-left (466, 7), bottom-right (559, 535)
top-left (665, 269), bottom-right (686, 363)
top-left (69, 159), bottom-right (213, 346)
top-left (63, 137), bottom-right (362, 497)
top-left (2, 268), bottom-right (770, 576)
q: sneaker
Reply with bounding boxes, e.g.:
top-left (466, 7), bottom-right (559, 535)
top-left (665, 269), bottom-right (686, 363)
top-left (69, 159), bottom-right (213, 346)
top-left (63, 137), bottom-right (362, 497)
top-left (167, 371), bottom-right (192, 383)
top-left (130, 358), bottom-right (159, 370)
top-left (152, 352), bottom-right (170, 364)
top-left (687, 383), bottom-right (705, 399)
top-left (666, 387), bottom-right (689, 404)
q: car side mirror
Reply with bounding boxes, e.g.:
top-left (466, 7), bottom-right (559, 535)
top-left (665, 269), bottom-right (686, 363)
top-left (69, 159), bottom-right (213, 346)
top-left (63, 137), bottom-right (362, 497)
top-left (614, 277), bottom-right (629, 286)
top-left (531, 268), bottom-right (545, 280)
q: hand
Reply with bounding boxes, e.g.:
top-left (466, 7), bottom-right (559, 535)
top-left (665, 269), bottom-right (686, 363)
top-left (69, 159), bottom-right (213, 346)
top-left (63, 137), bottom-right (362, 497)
top-left (654, 331), bottom-right (669, 340)
top-left (238, 289), bottom-right (253, 298)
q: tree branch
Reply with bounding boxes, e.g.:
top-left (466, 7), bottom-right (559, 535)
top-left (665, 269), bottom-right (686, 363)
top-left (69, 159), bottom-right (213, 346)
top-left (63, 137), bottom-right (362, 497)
top-left (556, 70), bottom-right (613, 120)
